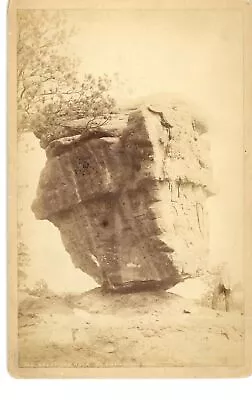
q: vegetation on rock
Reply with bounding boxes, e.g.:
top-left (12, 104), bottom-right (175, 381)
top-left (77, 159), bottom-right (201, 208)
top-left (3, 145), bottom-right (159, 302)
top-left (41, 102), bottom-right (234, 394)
top-left (17, 10), bottom-right (115, 147)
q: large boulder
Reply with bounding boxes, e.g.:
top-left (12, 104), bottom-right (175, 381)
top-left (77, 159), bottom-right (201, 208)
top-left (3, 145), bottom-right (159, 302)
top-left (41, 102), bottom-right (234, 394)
top-left (32, 95), bottom-right (214, 292)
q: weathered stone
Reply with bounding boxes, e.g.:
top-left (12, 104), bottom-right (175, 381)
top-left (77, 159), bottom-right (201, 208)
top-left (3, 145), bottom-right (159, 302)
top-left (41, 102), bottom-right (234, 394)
top-left (32, 96), bottom-right (214, 292)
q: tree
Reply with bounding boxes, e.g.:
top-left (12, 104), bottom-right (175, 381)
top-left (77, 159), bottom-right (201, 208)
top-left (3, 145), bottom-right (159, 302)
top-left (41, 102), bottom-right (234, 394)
top-left (17, 10), bottom-right (115, 147)
top-left (17, 222), bottom-right (30, 290)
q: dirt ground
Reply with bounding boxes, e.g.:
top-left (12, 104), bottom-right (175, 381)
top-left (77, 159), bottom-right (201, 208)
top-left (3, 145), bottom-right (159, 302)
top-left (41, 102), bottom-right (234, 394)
top-left (18, 288), bottom-right (244, 368)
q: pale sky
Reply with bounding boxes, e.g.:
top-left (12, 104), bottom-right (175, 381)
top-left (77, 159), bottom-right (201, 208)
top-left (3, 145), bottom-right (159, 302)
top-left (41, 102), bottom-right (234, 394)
top-left (18, 10), bottom-right (244, 292)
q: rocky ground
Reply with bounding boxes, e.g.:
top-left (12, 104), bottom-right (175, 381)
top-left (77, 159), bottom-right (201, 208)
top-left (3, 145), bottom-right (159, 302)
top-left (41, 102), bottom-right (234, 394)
top-left (18, 285), bottom-right (244, 368)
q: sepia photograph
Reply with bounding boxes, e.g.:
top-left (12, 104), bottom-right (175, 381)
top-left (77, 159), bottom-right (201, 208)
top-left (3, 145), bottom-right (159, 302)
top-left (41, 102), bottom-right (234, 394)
top-left (8, 0), bottom-right (252, 378)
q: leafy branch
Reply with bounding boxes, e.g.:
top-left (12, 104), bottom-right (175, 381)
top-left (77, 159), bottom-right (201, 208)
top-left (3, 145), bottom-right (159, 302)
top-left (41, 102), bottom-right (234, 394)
top-left (17, 10), bottom-right (116, 147)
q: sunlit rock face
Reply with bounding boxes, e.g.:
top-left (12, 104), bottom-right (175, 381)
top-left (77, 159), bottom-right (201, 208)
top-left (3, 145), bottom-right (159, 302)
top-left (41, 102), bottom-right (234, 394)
top-left (32, 95), bottom-right (214, 292)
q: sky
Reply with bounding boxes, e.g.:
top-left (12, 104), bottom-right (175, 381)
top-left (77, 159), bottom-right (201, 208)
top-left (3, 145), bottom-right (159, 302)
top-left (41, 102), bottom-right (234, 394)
top-left (18, 9), bottom-right (244, 292)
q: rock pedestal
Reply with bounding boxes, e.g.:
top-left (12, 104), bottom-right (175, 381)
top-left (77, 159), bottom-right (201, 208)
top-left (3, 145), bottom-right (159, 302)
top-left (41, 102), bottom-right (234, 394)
top-left (32, 96), bottom-right (214, 292)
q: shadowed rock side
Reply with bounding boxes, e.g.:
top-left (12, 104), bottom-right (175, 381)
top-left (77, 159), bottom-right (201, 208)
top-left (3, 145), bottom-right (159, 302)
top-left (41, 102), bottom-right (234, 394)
top-left (32, 97), bottom-right (214, 292)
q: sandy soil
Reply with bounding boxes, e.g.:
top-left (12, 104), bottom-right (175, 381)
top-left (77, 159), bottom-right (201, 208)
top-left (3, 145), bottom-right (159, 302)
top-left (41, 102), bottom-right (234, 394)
top-left (18, 288), bottom-right (244, 368)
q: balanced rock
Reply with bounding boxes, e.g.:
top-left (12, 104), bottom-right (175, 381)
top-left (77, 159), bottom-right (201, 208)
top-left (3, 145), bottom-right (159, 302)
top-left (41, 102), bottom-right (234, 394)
top-left (32, 95), bottom-right (214, 292)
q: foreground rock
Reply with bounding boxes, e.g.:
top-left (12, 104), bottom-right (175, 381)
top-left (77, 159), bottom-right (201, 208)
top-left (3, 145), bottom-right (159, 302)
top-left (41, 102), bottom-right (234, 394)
top-left (32, 94), bottom-right (214, 291)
